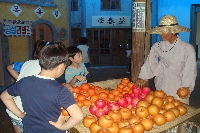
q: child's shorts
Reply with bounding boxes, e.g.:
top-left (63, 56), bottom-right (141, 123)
top-left (11, 117), bottom-right (23, 132)
top-left (84, 63), bottom-right (91, 68)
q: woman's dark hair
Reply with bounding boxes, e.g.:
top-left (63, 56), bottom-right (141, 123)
top-left (33, 40), bottom-right (49, 59)
top-left (67, 46), bottom-right (82, 59)
top-left (79, 37), bottom-right (88, 44)
top-left (39, 42), bottom-right (68, 70)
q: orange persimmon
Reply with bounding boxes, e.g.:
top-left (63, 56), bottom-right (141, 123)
top-left (77, 101), bottom-right (84, 108)
top-left (112, 90), bottom-right (120, 96)
top-left (117, 83), bottom-right (125, 89)
top-left (115, 96), bottom-right (122, 101)
top-left (82, 92), bottom-right (90, 98)
top-left (105, 89), bottom-right (110, 94)
top-left (77, 94), bottom-right (86, 101)
top-left (127, 82), bottom-right (134, 88)
top-left (83, 99), bottom-right (92, 106)
top-left (122, 90), bottom-right (129, 95)
top-left (88, 88), bottom-right (96, 96)
top-left (116, 88), bottom-right (123, 92)
top-left (61, 108), bottom-right (69, 116)
top-left (99, 92), bottom-right (108, 99)
top-left (72, 86), bottom-right (80, 93)
top-left (80, 83), bottom-right (90, 90)
top-left (79, 88), bottom-right (87, 94)
top-left (108, 93), bottom-right (115, 99)
top-left (121, 78), bottom-right (130, 84)
top-left (123, 87), bottom-right (131, 91)
top-left (90, 94), bottom-right (99, 102)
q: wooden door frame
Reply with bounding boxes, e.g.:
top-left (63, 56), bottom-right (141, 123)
top-left (190, 4), bottom-right (200, 60)
top-left (0, 23), bottom-right (10, 90)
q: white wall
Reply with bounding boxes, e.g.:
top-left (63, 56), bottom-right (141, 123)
top-left (71, 0), bottom-right (132, 28)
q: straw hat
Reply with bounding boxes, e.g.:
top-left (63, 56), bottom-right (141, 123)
top-left (147, 15), bottom-right (191, 34)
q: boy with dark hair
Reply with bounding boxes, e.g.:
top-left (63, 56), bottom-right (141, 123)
top-left (1, 43), bottom-right (83, 133)
top-left (5, 40), bottom-right (49, 133)
top-left (65, 46), bottom-right (89, 86)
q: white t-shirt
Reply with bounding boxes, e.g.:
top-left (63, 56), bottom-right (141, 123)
top-left (77, 45), bottom-right (90, 63)
top-left (6, 60), bottom-right (41, 120)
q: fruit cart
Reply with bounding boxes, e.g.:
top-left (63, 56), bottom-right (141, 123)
top-left (67, 79), bottom-right (200, 133)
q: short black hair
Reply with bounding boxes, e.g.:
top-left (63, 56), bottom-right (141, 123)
top-left (79, 37), bottom-right (88, 44)
top-left (67, 46), bottom-right (82, 59)
top-left (33, 40), bottom-right (49, 60)
top-left (39, 42), bottom-right (68, 70)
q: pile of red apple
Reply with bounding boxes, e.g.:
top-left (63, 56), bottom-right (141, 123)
top-left (89, 85), bottom-right (151, 118)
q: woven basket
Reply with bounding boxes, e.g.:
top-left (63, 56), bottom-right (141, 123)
top-left (89, 78), bottom-right (121, 90)
top-left (68, 79), bottom-right (200, 133)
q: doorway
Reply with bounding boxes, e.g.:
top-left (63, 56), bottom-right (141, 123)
top-left (87, 29), bottom-right (132, 66)
top-left (191, 4), bottom-right (200, 61)
top-left (32, 24), bottom-right (52, 52)
top-left (71, 28), bottom-right (132, 66)
top-left (0, 35), bottom-right (4, 86)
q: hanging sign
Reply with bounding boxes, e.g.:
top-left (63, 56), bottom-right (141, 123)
top-left (92, 16), bottom-right (131, 27)
top-left (52, 9), bottom-right (61, 20)
top-left (132, 2), bottom-right (145, 32)
top-left (3, 19), bottom-right (32, 37)
top-left (34, 6), bottom-right (45, 18)
top-left (10, 4), bottom-right (22, 17)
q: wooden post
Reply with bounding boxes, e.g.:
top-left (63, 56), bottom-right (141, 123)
top-left (131, 0), bottom-right (150, 83)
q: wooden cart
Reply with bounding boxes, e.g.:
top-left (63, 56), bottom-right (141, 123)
top-left (68, 79), bottom-right (200, 133)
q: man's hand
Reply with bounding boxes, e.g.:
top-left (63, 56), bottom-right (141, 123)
top-left (49, 112), bottom-right (66, 129)
top-left (135, 78), bottom-right (147, 88)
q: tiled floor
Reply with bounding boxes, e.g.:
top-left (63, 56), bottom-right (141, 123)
top-left (0, 66), bottom-right (200, 133)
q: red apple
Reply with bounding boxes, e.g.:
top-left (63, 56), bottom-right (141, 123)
top-left (131, 98), bottom-right (140, 108)
top-left (133, 88), bottom-right (142, 96)
top-left (142, 87), bottom-right (151, 95)
top-left (89, 105), bottom-right (98, 115)
top-left (123, 93), bottom-right (131, 97)
top-left (132, 85), bottom-right (140, 90)
top-left (103, 106), bottom-right (111, 114)
top-left (117, 97), bottom-right (128, 107)
top-left (139, 93), bottom-right (147, 100)
top-left (95, 108), bottom-right (106, 118)
top-left (95, 99), bottom-right (107, 109)
top-left (107, 101), bottom-right (117, 107)
top-left (111, 104), bottom-right (120, 111)
top-left (125, 96), bottom-right (133, 105)
top-left (131, 93), bottom-right (135, 97)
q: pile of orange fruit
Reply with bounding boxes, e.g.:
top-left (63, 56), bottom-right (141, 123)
top-left (72, 78), bottom-right (134, 108)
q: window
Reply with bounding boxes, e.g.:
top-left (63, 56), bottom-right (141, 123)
top-left (71, 0), bottom-right (78, 11)
top-left (101, 0), bottom-right (120, 10)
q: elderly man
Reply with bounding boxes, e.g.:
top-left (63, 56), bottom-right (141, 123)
top-left (135, 15), bottom-right (197, 105)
